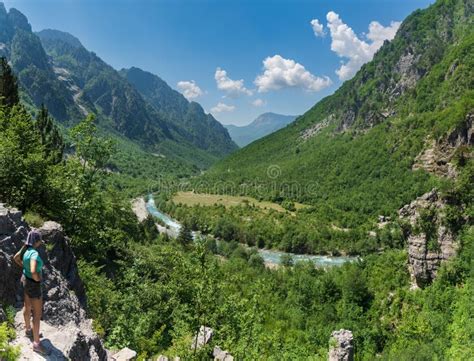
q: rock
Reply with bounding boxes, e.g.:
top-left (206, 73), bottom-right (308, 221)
top-left (39, 221), bottom-right (87, 311)
top-left (131, 198), bottom-right (148, 223)
top-left (328, 329), bottom-right (354, 361)
top-left (399, 189), bottom-right (459, 288)
top-left (413, 113), bottom-right (473, 179)
top-left (191, 325), bottom-right (213, 350)
top-left (0, 307), bottom-right (6, 323)
top-left (0, 205), bottom-right (27, 305)
top-left (12, 312), bottom-right (107, 361)
top-left (112, 347), bottom-right (137, 361)
top-left (0, 205), bottom-right (107, 360)
top-left (300, 115), bottom-right (332, 141)
top-left (213, 346), bottom-right (234, 360)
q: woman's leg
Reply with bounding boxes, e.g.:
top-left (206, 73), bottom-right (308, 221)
top-left (23, 293), bottom-right (32, 331)
top-left (31, 296), bottom-right (42, 344)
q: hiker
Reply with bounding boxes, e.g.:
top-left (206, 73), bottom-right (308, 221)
top-left (13, 229), bottom-right (49, 356)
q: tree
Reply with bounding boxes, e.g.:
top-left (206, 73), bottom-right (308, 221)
top-left (70, 114), bottom-right (114, 189)
top-left (0, 57), bottom-right (19, 108)
top-left (177, 222), bottom-right (193, 247)
top-left (36, 104), bottom-right (64, 164)
top-left (0, 106), bottom-right (47, 210)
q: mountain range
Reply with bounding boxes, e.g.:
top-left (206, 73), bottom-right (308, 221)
top-left (0, 4), bottom-right (237, 169)
top-left (224, 113), bottom-right (297, 147)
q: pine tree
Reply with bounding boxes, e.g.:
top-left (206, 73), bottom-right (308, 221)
top-left (177, 222), bottom-right (193, 247)
top-left (36, 104), bottom-right (64, 164)
top-left (0, 57), bottom-right (19, 108)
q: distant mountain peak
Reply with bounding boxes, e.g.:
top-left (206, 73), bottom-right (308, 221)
top-left (225, 113), bottom-right (297, 147)
top-left (37, 29), bottom-right (83, 48)
top-left (8, 8), bottom-right (31, 32)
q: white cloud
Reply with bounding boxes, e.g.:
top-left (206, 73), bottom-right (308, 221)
top-left (210, 102), bottom-right (235, 113)
top-left (310, 19), bottom-right (325, 37)
top-left (177, 80), bottom-right (203, 100)
top-left (215, 67), bottom-right (252, 97)
top-left (252, 98), bottom-right (266, 107)
top-left (254, 54), bottom-right (332, 93)
top-left (326, 11), bottom-right (400, 80)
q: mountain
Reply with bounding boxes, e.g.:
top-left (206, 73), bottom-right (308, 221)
top-left (36, 29), bottom-right (238, 166)
top-left (120, 67), bottom-right (237, 157)
top-left (0, 2), bottom-right (236, 170)
top-left (0, 4), bottom-right (82, 122)
top-left (225, 112), bottom-right (297, 147)
top-left (199, 0), bottom-right (473, 230)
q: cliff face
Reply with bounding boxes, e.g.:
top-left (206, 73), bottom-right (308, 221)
top-left (0, 203), bottom-right (107, 360)
top-left (399, 190), bottom-right (459, 288)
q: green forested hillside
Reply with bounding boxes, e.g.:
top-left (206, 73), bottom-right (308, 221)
top-left (197, 0), bottom-right (473, 249)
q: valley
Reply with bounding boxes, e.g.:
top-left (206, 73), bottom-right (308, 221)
top-left (0, 0), bottom-right (472, 360)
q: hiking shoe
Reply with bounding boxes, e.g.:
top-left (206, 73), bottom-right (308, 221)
top-left (33, 342), bottom-right (50, 356)
top-left (25, 329), bottom-right (42, 340)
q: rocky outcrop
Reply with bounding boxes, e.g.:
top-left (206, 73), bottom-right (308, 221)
top-left (413, 113), bottom-right (473, 178)
top-left (0, 204), bottom-right (107, 360)
top-left (0, 204), bottom-right (27, 305)
top-left (300, 115), bottom-right (332, 141)
top-left (328, 329), bottom-right (354, 361)
top-left (111, 347), bottom-right (137, 361)
top-left (192, 325), bottom-right (214, 350)
top-left (213, 346), bottom-right (234, 360)
top-left (399, 190), bottom-right (458, 288)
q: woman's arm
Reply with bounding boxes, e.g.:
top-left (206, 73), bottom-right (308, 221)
top-left (13, 245), bottom-right (26, 268)
top-left (30, 258), bottom-right (41, 282)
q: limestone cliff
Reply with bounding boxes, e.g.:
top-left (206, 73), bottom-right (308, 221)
top-left (399, 190), bottom-right (459, 288)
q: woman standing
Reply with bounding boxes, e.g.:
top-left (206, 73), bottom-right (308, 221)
top-left (14, 229), bottom-right (49, 356)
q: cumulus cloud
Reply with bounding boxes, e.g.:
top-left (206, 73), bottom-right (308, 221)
top-left (310, 19), bottom-right (325, 37)
top-left (252, 98), bottom-right (266, 107)
top-left (254, 55), bottom-right (332, 93)
top-left (215, 67), bottom-right (252, 97)
top-left (210, 102), bottom-right (235, 113)
top-left (177, 80), bottom-right (203, 100)
top-left (325, 11), bottom-right (400, 80)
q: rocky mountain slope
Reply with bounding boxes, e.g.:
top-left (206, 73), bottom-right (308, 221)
top-left (200, 0), bottom-right (473, 230)
top-left (121, 66), bottom-right (238, 158)
top-left (225, 112), bottom-right (297, 147)
top-left (0, 3), bottom-right (237, 169)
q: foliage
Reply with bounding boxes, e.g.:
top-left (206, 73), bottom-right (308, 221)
top-left (0, 322), bottom-right (20, 361)
top-left (0, 57), bottom-right (19, 108)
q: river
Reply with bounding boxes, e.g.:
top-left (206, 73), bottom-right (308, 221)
top-left (145, 194), bottom-right (357, 267)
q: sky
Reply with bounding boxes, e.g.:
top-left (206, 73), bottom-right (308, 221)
top-left (4, 0), bottom-right (434, 126)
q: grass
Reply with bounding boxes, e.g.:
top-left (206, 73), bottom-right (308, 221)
top-left (172, 191), bottom-right (307, 213)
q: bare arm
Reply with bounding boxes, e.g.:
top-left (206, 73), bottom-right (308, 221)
top-left (30, 258), bottom-right (41, 282)
top-left (13, 245), bottom-right (26, 268)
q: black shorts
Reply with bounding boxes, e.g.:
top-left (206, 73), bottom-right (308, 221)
top-left (22, 275), bottom-right (42, 299)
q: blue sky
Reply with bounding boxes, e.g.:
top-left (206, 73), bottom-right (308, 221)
top-left (5, 0), bottom-right (433, 126)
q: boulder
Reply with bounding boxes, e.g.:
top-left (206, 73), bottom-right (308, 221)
top-left (112, 347), bottom-right (137, 361)
top-left (328, 329), bottom-right (354, 361)
top-left (191, 325), bottom-right (213, 350)
top-left (213, 346), bottom-right (234, 360)
top-left (399, 189), bottom-right (458, 288)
